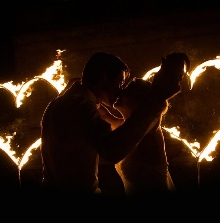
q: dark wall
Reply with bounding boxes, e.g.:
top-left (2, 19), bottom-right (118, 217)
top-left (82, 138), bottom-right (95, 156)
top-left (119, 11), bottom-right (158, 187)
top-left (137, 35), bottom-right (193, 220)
top-left (11, 7), bottom-right (220, 82)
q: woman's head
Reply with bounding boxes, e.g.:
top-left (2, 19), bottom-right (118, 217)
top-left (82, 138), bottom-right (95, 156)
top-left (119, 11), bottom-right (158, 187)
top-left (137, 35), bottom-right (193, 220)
top-left (82, 52), bottom-right (130, 107)
top-left (114, 78), bottom-right (152, 119)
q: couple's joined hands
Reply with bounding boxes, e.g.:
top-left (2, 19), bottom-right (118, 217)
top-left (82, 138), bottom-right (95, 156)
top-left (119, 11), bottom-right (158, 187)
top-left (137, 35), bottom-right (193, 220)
top-left (150, 52), bottom-right (190, 101)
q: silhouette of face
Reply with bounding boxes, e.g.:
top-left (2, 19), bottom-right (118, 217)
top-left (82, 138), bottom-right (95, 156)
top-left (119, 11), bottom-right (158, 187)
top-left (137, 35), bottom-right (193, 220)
top-left (100, 71), bottom-right (128, 107)
top-left (114, 89), bottom-right (136, 119)
top-left (114, 78), bottom-right (151, 119)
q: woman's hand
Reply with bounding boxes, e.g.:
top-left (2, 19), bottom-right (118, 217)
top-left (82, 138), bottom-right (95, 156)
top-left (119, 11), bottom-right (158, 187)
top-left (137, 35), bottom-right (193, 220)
top-left (150, 52), bottom-right (190, 101)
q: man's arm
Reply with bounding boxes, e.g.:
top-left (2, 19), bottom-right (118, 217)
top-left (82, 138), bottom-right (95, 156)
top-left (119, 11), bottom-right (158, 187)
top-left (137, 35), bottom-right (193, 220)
top-left (91, 53), bottom-right (190, 164)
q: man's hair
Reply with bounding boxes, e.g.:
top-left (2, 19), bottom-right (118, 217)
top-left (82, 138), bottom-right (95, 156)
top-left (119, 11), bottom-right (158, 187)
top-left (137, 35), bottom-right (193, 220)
top-left (82, 52), bottom-right (130, 86)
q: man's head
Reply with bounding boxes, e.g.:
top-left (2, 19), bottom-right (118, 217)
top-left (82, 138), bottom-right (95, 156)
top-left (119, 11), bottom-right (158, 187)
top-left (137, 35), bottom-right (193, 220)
top-left (82, 52), bottom-right (130, 107)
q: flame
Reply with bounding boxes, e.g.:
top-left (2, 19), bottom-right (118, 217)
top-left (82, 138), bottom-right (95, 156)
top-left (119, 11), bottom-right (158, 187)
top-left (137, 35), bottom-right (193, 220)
top-left (0, 81), bottom-right (25, 98)
top-left (1, 50), bottom-right (66, 108)
top-left (0, 50), bottom-right (66, 168)
top-left (0, 133), bottom-right (19, 165)
top-left (162, 126), bottom-right (220, 162)
top-left (162, 126), bottom-right (200, 159)
top-left (198, 130), bottom-right (220, 162)
top-left (15, 79), bottom-right (38, 107)
top-left (142, 66), bottom-right (161, 80)
top-left (0, 134), bottom-right (41, 170)
top-left (0, 133), bottom-right (42, 169)
top-left (18, 138), bottom-right (41, 170)
top-left (35, 59), bottom-right (66, 94)
top-left (143, 55), bottom-right (220, 162)
top-left (189, 56), bottom-right (220, 89)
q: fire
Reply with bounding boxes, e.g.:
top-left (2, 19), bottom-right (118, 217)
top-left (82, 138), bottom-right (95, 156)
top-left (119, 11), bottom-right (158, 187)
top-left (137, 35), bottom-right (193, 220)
top-left (143, 55), bottom-right (220, 162)
top-left (35, 59), bottom-right (66, 93)
top-left (163, 126), bottom-right (220, 162)
top-left (0, 134), bottom-right (41, 170)
top-left (198, 130), bottom-right (220, 162)
top-left (162, 126), bottom-right (200, 159)
top-left (18, 138), bottom-right (41, 170)
top-left (142, 66), bottom-right (160, 80)
top-left (188, 56), bottom-right (220, 89)
top-left (0, 133), bottom-right (19, 165)
top-left (0, 49), bottom-right (65, 169)
top-left (0, 52), bottom-right (220, 169)
top-left (0, 81), bottom-right (25, 98)
top-left (0, 49), bottom-right (66, 108)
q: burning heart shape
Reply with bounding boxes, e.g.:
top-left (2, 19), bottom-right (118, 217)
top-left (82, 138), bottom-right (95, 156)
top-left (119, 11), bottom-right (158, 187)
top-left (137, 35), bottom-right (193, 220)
top-left (0, 52), bottom-right (65, 170)
top-left (162, 57), bottom-right (220, 162)
top-left (0, 52), bottom-right (220, 172)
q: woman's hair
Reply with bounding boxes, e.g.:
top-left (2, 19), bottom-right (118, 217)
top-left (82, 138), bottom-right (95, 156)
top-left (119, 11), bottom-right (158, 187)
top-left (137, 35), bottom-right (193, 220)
top-left (82, 52), bottom-right (130, 86)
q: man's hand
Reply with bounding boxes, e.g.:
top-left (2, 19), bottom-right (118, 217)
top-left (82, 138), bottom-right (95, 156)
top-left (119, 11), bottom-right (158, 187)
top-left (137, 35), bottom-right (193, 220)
top-left (150, 52), bottom-right (190, 101)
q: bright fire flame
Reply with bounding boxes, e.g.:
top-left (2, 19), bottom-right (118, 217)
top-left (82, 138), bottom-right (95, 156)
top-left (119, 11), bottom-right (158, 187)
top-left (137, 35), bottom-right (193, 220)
top-left (189, 56), bottom-right (220, 89)
top-left (142, 66), bottom-right (160, 80)
top-left (198, 130), bottom-right (220, 162)
top-left (0, 49), bottom-right (66, 108)
top-left (162, 127), bottom-right (220, 162)
top-left (18, 138), bottom-right (41, 170)
top-left (0, 52), bottom-right (220, 169)
top-left (162, 126), bottom-right (200, 159)
top-left (0, 133), bottom-right (19, 165)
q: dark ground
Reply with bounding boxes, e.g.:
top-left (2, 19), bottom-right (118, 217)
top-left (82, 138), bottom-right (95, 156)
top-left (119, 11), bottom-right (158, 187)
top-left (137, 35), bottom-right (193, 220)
top-left (1, 135), bottom-right (220, 201)
top-left (1, 156), bottom-right (220, 195)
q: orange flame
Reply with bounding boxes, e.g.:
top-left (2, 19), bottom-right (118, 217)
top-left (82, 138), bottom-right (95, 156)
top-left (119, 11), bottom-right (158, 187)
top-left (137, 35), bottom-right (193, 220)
top-left (0, 81), bottom-right (25, 99)
top-left (198, 130), bottom-right (220, 162)
top-left (0, 50), bottom-right (66, 168)
top-left (0, 133), bottom-right (19, 165)
top-left (144, 55), bottom-right (220, 162)
top-left (162, 126), bottom-right (200, 159)
top-left (142, 66), bottom-right (160, 80)
top-left (18, 138), bottom-right (41, 170)
top-left (0, 49), bottom-right (66, 108)
top-left (189, 56), bottom-right (220, 89)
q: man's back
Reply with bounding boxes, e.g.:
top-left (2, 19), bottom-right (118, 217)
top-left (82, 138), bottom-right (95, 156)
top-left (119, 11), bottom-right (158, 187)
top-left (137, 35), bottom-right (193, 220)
top-left (40, 82), bottom-right (110, 193)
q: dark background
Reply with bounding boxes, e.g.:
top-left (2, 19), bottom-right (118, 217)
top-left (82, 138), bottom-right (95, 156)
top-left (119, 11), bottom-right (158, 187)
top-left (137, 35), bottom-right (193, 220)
top-left (1, 0), bottom-right (220, 81)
